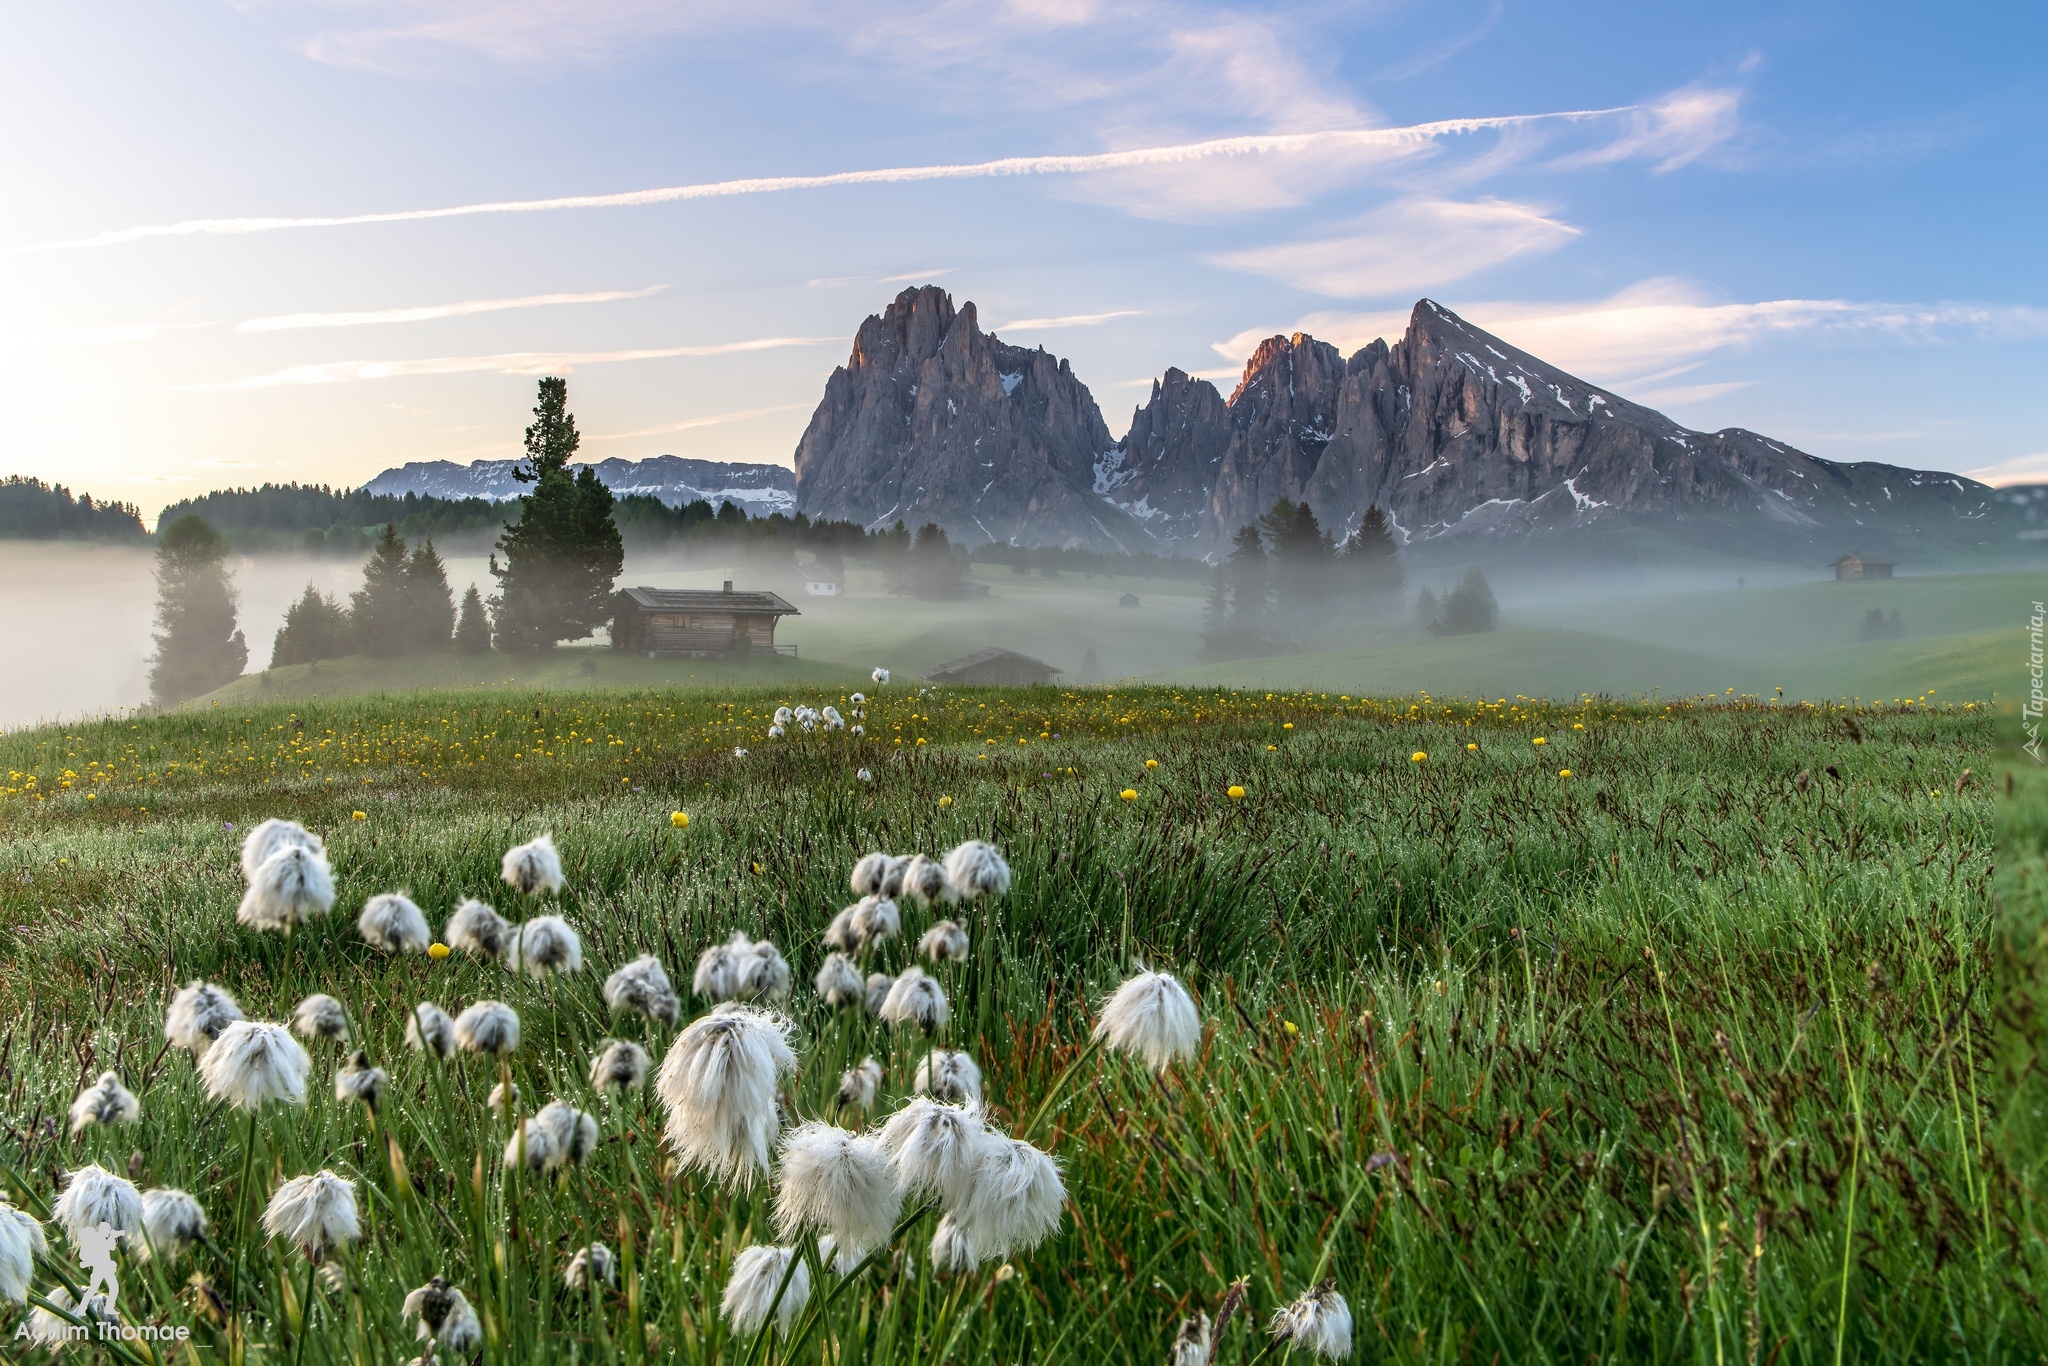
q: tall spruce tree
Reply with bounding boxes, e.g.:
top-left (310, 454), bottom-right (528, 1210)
top-left (1344, 505), bottom-right (1404, 597)
top-left (1440, 566), bottom-right (1499, 635)
top-left (351, 524), bottom-right (412, 657)
top-left (402, 538), bottom-right (455, 650)
top-left (271, 585), bottom-right (351, 667)
top-left (1258, 498), bottom-right (1333, 630)
top-left (148, 516), bottom-right (247, 703)
top-left (489, 378), bottom-right (625, 651)
top-left (453, 585), bottom-right (492, 655)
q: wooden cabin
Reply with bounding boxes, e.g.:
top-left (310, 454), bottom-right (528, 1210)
top-left (619, 583), bottom-right (799, 657)
top-left (923, 648), bottom-right (1062, 687)
top-left (1830, 553), bottom-right (1896, 581)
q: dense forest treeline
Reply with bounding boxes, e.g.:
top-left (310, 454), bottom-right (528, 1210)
top-left (0, 475), bottom-right (147, 540)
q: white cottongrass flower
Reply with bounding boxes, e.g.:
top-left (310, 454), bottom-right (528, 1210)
top-left (852, 897), bottom-right (901, 951)
top-left (878, 855), bottom-right (912, 899)
top-left (852, 725), bottom-right (865, 737)
top-left (454, 1001), bottom-right (521, 1057)
top-left (950, 1133), bottom-right (1065, 1262)
top-left (822, 706), bottom-right (845, 730)
top-left (488, 1080), bottom-right (520, 1115)
top-left (199, 1021), bottom-right (310, 1111)
top-left (913, 1050), bottom-right (981, 1105)
top-left (880, 966), bottom-right (949, 1034)
top-left (604, 954), bottom-right (680, 1025)
top-left (900, 853), bottom-right (954, 906)
top-left (1094, 970), bottom-right (1202, 1073)
top-left (292, 993), bottom-right (350, 1044)
top-left (164, 981), bottom-right (243, 1059)
top-left (566, 1242), bottom-right (616, 1291)
top-left (358, 892), bottom-right (432, 954)
top-left (502, 833), bottom-right (565, 896)
top-left (445, 898), bottom-right (510, 959)
top-left (506, 915), bottom-right (583, 976)
top-left (239, 818), bottom-right (323, 883)
top-left (507, 1100), bottom-right (599, 1172)
top-left (693, 933), bottom-right (751, 1002)
top-left (590, 1040), bottom-right (651, 1095)
top-left (929, 1213), bottom-right (976, 1273)
top-left (835, 1057), bottom-right (882, 1115)
top-left (875, 1097), bottom-right (996, 1207)
top-left (721, 1244), bottom-right (810, 1339)
top-left (918, 919), bottom-right (969, 963)
top-left (742, 939), bottom-right (792, 1002)
top-left (733, 746), bottom-right (750, 758)
top-left (262, 1171), bottom-right (360, 1263)
top-left (68, 1072), bottom-right (139, 1135)
top-left (0, 1200), bottom-right (46, 1304)
top-left (768, 724), bottom-right (785, 738)
top-left (52, 1164), bottom-right (141, 1244)
top-left (1269, 1282), bottom-right (1353, 1359)
top-left (654, 1005), bottom-right (797, 1189)
top-left (872, 667), bottom-right (889, 684)
top-left (30, 1287), bottom-right (119, 1341)
top-left (773, 706), bottom-right (793, 727)
top-left (774, 1123), bottom-right (900, 1265)
top-left (814, 952), bottom-right (865, 1010)
top-left (943, 840), bottom-right (1010, 901)
top-left (403, 1278), bottom-right (483, 1357)
top-left (335, 1051), bottom-right (386, 1110)
top-left (237, 843), bottom-right (335, 931)
top-left (864, 973), bottom-right (894, 1015)
top-left (1172, 1311), bottom-right (1213, 1366)
top-left (849, 852), bottom-right (891, 897)
top-left (406, 1003), bottom-right (456, 1059)
top-left (136, 1189), bottom-right (208, 1263)
top-left (813, 1233), bottom-right (865, 1276)
top-left (857, 766), bottom-right (872, 781)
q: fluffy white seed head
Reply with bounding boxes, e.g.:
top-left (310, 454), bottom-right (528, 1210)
top-left (358, 892), bottom-right (432, 954)
top-left (506, 916), bottom-right (583, 977)
top-left (742, 939), bottom-right (792, 1002)
top-left (864, 973), bottom-right (894, 1015)
top-left (68, 1072), bottom-right (140, 1135)
top-left (454, 1001), bottom-right (521, 1057)
top-left (880, 967), bottom-right (949, 1034)
top-left (565, 1242), bottom-right (616, 1291)
top-left (950, 1134), bottom-right (1065, 1262)
top-left (913, 1050), bottom-right (982, 1106)
top-left (872, 667), bottom-right (889, 684)
top-left (403, 1279), bottom-right (482, 1356)
top-left (1173, 1311), bottom-right (1214, 1366)
top-left (773, 706), bottom-right (793, 726)
top-left (30, 1287), bottom-right (120, 1341)
top-left (0, 1201), bottom-right (46, 1304)
top-left (773, 1122), bottom-right (901, 1264)
top-left (165, 981), bottom-right (243, 1059)
top-left (814, 952), bottom-right (865, 1010)
top-left (136, 1189), bottom-right (207, 1263)
top-left (445, 898), bottom-right (511, 959)
top-left (406, 1003), bottom-right (455, 1059)
top-left (1269, 1282), bottom-right (1353, 1359)
top-left (590, 1040), bottom-right (651, 1095)
top-left (52, 1164), bottom-right (141, 1245)
top-left (721, 1245), bottom-right (810, 1339)
top-left (943, 840), bottom-right (1010, 901)
top-left (240, 819), bottom-right (322, 883)
top-left (694, 933), bottom-right (750, 1003)
top-left (487, 1080), bottom-right (520, 1115)
top-left (292, 993), bottom-right (350, 1044)
top-left (768, 724), bottom-right (785, 738)
top-left (918, 919), bottom-right (970, 964)
top-left (604, 954), bottom-right (680, 1025)
top-left (851, 897), bottom-right (902, 953)
top-left (822, 706), bottom-right (844, 729)
top-left (502, 833), bottom-right (565, 896)
top-left (237, 843), bottom-right (336, 931)
top-left (878, 855), bottom-right (912, 899)
top-left (335, 1051), bottom-right (386, 1109)
top-left (929, 1213), bottom-right (977, 1274)
top-left (199, 1021), bottom-right (310, 1111)
top-left (849, 852), bottom-right (891, 898)
top-left (875, 1097), bottom-right (996, 1207)
top-left (900, 854), bottom-right (954, 907)
top-left (263, 1172), bottom-right (360, 1263)
top-left (654, 1006), bottom-right (797, 1189)
top-left (1094, 970), bottom-right (1202, 1073)
top-left (835, 1057), bottom-right (882, 1115)
top-left (507, 1100), bottom-right (598, 1172)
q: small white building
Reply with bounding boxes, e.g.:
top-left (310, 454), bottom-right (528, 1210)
top-left (804, 580), bottom-right (841, 597)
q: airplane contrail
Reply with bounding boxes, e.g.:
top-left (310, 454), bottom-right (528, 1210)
top-left (21, 107), bottom-right (1630, 253)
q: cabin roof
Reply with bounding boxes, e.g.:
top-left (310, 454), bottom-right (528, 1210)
top-left (923, 647), bottom-right (1062, 681)
top-left (621, 586), bottom-right (800, 615)
top-left (1829, 552), bottom-right (1895, 567)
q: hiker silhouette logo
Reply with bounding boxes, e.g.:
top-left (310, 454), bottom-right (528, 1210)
top-left (76, 1222), bottom-right (121, 1310)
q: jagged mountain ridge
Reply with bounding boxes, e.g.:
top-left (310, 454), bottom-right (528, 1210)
top-left (794, 286), bottom-right (2008, 562)
top-left (364, 455), bottom-right (796, 517)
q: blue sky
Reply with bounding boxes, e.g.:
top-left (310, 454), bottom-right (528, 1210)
top-left (2, 0), bottom-right (2042, 518)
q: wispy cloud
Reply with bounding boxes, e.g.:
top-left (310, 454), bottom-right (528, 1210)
top-left (237, 286), bottom-right (666, 332)
top-left (586, 403), bottom-right (807, 441)
top-left (1554, 86), bottom-right (1743, 172)
top-left (1210, 197), bottom-right (1580, 300)
top-left (805, 268), bottom-right (956, 288)
top-left (1962, 451), bottom-right (2048, 487)
top-left (172, 336), bottom-right (835, 391)
top-left (991, 309), bottom-right (1142, 331)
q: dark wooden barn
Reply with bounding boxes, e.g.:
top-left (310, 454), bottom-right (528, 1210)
top-left (618, 583), bottom-right (799, 657)
top-left (922, 647), bottom-right (1062, 687)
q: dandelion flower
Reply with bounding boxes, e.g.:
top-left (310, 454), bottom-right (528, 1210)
top-left (773, 1122), bottom-right (901, 1262)
top-left (68, 1072), bottom-right (140, 1135)
top-left (135, 1189), bottom-right (207, 1263)
top-left (1559, 768), bottom-right (1573, 779)
top-left (951, 1134), bottom-right (1064, 1262)
top-left (671, 811), bottom-right (689, 829)
top-left (1226, 785), bottom-right (1245, 799)
top-left (722, 1244), bottom-right (810, 1338)
top-left (1466, 742), bottom-right (1478, 751)
top-left (445, 898), bottom-right (510, 959)
top-left (453, 1001), bottom-right (521, 1057)
top-left (566, 1242), bottom-right (616, 1291)
top-left (876, 1097), bottom-right (995, 1206)
top-left (1095, 970), bottom-right (1201, 1073)
top-left (604, 954), bottom-right (680, 1026)
top-left (199, 1021), bottom-right (310, 1111)
top-left (502, 833), bottom-right (565, 896)
top-left (850, 852), bottom-right (891, 898)
top-left (1172, 1311), bottom-right (1213, 1366)
top-left (835, 1057), bottom-right (882, 1115)
top-left (403, 1277), bottom-right (483, 1358)
top-left (506, 915), bottom-right (583, 977)
top-left (864, 973), bottom-right (895, 1015)
top-left (52, 1164), bottom-right (141, 1244)
top-left (900, 853), bottom-right (954, 906)
top-left (654, 1005), bottom-right (797, 1188)
top-left (406, 1002), bottom-right (456, 1059)
top-left (335, 1051), bottom-right (386, 1110)
top-left (358, 892), bottom-right (431, 954)
top-left (919, 920), bottom-right (969, 963)
top-left (944, 840), bottom-right (1010, 900)
top-left (291, 994), bottom-right (350, 1044)
top-left (913, 1050), bottom-right (982, 1105)
top-left (880, 966), bottom-right (949, 1034)
top-left (428, 942), bottom-right (450, 959)
top-left (508, 1100), bottom-right (599, 1172)
top-left (239, 819), bottom-right (323, 883)
top-left (1532, 736), bottom-right (1547, 746)
top-left (814, 952), bottom-right (865, 1009)
top-left (590, 1040), bottom-right (651, 1095)
top-left (936, 795), bottom-right (951, 808)
top-left (237, 843), bottom-right (335, 931)
top-left (165, 981), bottom-right (243, 1059)
top-left (1269, 1281), bottom-right (1353, 1359)
top-left (0, 1201), bottom-right (46, 1304)
top-left (1410, 751), bottom-right (1426, 763)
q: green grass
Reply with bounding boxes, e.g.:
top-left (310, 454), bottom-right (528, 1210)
top-left (0, 684), bottom-right (2023, 1361)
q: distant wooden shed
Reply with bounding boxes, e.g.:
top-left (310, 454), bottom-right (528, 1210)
top-left (922, 648), bottom-right (1062, 687)
top-left (1830, 553), bottom-right (1896, 581)
top-left (1119, 592), bottom-right (1141, 608)
top-left (620, 583), bottom-right (799, 657)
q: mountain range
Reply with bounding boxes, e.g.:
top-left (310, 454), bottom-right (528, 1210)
top-left (363, 455), bottom-right (796, 518)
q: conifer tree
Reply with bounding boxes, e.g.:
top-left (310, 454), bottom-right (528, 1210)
top-left (453, 585), bottom-right (492, 655)
top-left (1440, 566), bottom-right (1499, 635)
top-left (270, 585), bottom-right (351, 667)
top-left (148, 516), bottom-right (247, 703)
top-left (350, 524), bottom-right (412, 657)
top-left (489, 378), bottom-right (625, 651)
top-left (1344, 505), bottom-right (1405, 596)
top-left (402, 538), bottom-right (455, 650)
